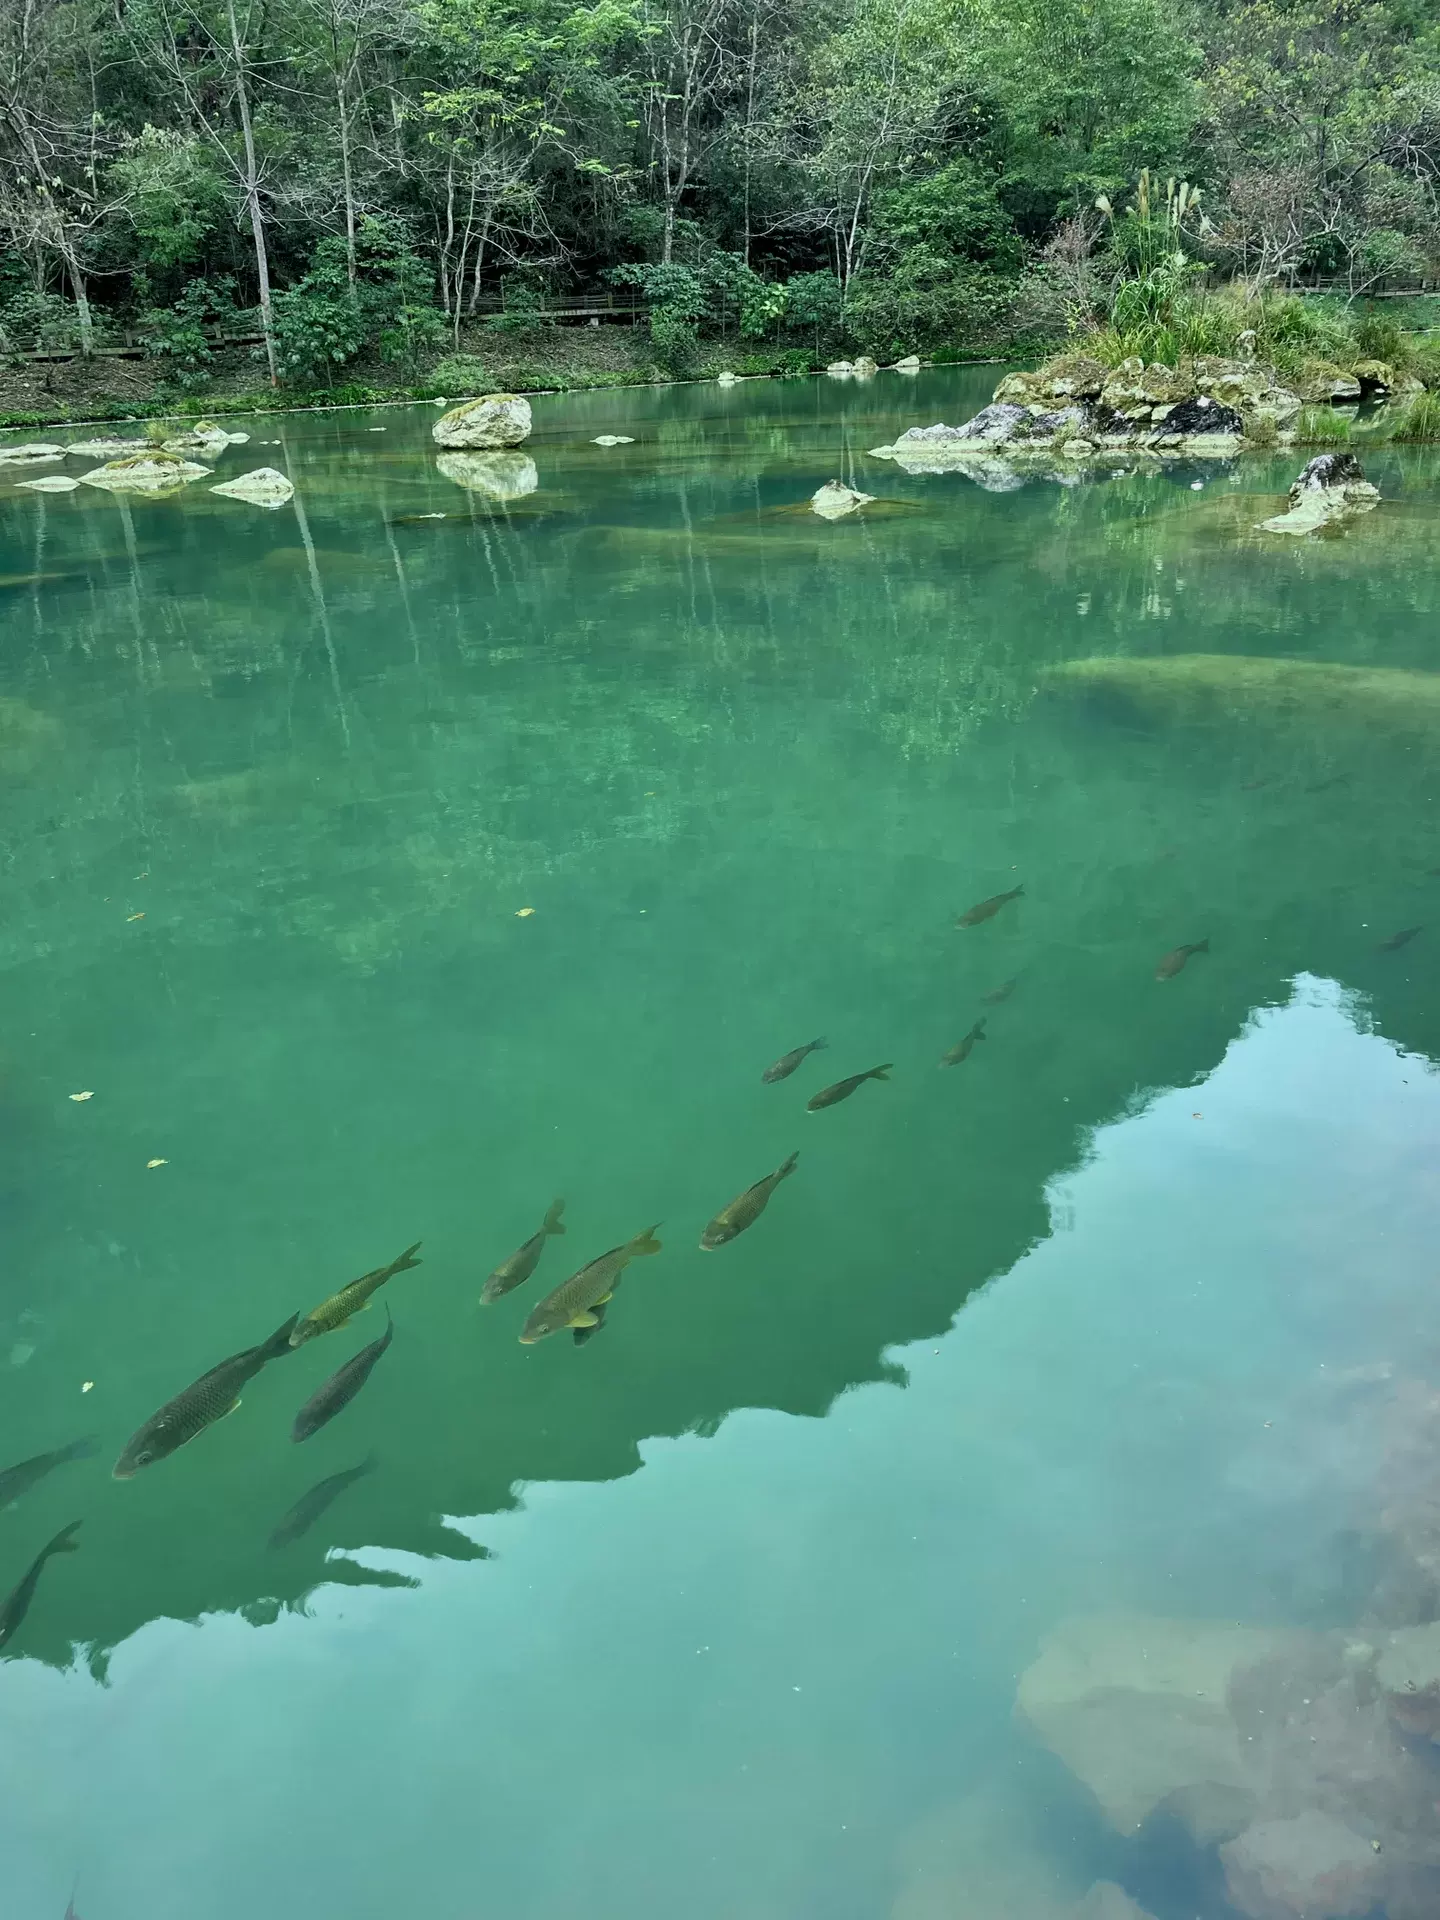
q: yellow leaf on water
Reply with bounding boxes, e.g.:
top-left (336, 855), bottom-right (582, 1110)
top-left (515, 907), bottom-right (535, 918)
top-left (81, 1381), bottom-right (94, 1393)
top-left (69, 1091), bottom-right (94, 1102)
top-left (126, 912), bottom-right (145, 922)
top-left (146, 1158), bottom-right (168, 1169)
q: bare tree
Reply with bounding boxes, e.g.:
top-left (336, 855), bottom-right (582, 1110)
top-left (638, 0), bottom-right (741, 263)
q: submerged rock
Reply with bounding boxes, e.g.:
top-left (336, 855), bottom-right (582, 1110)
top-left (592, 434), bottom-right (635, 446)
top-left (1072, 1885), bottom-right (1159, 1920)
top-left (1015, 1614), bottom-right (1285, 1833)
top-left (1043, 654), bottom-right (1440, 738)
top-left (0, 442), bottom-right (66, 466)
top-left (1259, 452), bottom-right (1379, 535)
top-left (77, 451), bottom-right (211, 494)
top-left (15, 475), bottom-right (80, 493)
top-left (436, 450), bottom-right (538, 499)
top-left (432, 392), bottom-right (532, 449)
top-left (810, 479), bottom-right (874, 519)
top-left (1220, 1811), bottom-right (1382, 1920)
top-left (64, 436), bottom-right (149, 458)
top-left (210, 467), bottom-right (294, 509)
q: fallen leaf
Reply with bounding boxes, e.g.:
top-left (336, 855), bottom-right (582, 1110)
top-left (69, 1090), bottom-right (94, 1102)
top-left (1192, 1111), bottom-right (1203, 1118)
top-left (515, 907), bottom-right (535, 918)
top-left (146, 1158), bottom-right (168, 1169)
top-left (126, 912), bottom-right (145, 922)
top-left (81, 1381), bottom-right (94, 1393)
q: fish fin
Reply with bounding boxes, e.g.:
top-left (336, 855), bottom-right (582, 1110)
top-left (224, 1398), bottom-right (242, 1418)
top-left (392, 1241), bottom-right (423, 1272)
top-left (776, 1150), bottom-right (799, 1180)
top-left (358, 1301), bottom-right (372, 1313)
top-left (45, 1520), bottom-right (82, 1556)
top-left (569, 1311), bottom-right (600, 1329)
top-left (869, 1064), bottom-right (894, 1081)
top-left (260, 1312), bottom-right (302, 1359)
top-left (1193, 937), bottom-right (1210, 954)
top-left (1014, 884), bottom-right (1025, 896)
top-left (628, 1223), bottom-right (663, 1257)
top-left (544, 1199), bottom-right (566, 1236)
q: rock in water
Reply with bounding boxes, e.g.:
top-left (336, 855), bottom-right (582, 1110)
top-left (892, 354), bottom-right (922, 372)
top-left (77, 452), bottom-right (211, 494)
top-left (810, 479), bottom-right (874, 519)
top-left (164, 419), bottom-right (245, 456)
top-left (1259, 453), bottom-right (1380, 536)
top-left (210, 467), bottom-right (294, 509)
top-left (716, 371), bottom-right (738, 385)
top-left (436, 451), bottom-right (538, 500)
top-left (592, 435), bottom-right (635, 446)
top-left (852, 355), bottom-right (879, 377)
top-left (1220, 1811), bottom-right (1382, 1920)
top-left (1159, 394), bottom-right (1245, 437)
top-left (16, 475), bottom-right (80, 493)
top-left (431, 393), bottom-right (532, 450)
top-left (63, 437), bottom-right (149, 458)
top-left (1015, 1614), bottom-right (1286, 1834)
top-left (825, 360), bottom-right (855, 375)
top-left (0, 443), bottom-right (66, 466)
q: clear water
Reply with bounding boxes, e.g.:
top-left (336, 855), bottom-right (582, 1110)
top-left (3, 373), bottom-right (1440, 1920)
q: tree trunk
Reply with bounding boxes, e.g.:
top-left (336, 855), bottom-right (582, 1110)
top-left (228, 0), bottom-right (278, 386)
top-left (63, 246), bottom-right (94, 356)
top-left (336, 64), bottom-right (356, 285)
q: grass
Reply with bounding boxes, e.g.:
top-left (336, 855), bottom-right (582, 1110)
top-left (1295, 406), bottom-right (1355, 445)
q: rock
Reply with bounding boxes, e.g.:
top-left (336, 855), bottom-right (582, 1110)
top-left (0, 442), bottom-right (66, 466)
top-left (825, 360), bottom-right (855, 375)
top-left (1162, 394), bottom-right (1245, 437)
top-left (716, 371), bottom-right (738, 385)
top-left (1015, 1614), bottom-right (1289, 1834)
top-left (64, 437), bottom-right (149, 458)
top-left (1238, 328), bottom-right (1258, 360)
top-left (995, 354), bottom-right (1106, 405)
top-left (77, 452), bottom-right (211, 494)
top-left (1376, 1623), bottom-right (1440, 1740)
top-left (810, 479), bottom-right (874, 519)
top-left (892, 1782), bottom-right (1087, 1920)
top-left (1152, 1780), bottom-right (1256, 1845)
top-left (892, 354), bottom-right (922, 372)
top-left (592, 435), bottom-right (635, 446)
top-left (1352, 359), bottom-right (1395, 398)
top-left (15, 475), bottom-right (80, 493)
top-left (436, 450), bottom-right (538, 499)
top-left (1259, 452), bottom-right (1379, 534)
top-left (1294, 361), bottom-right (1363, 405)
top-left (1220, 1811), bottom-right (1382, 1920)
top-left (852, 355), bottom-right (879, 377)
top-left (163, 418), bottom-right (244, 454)
top-left (209, 467), bottom-right (294, 509)
top-left (1099, 359), bottom-right (1191, 417)
top-left (431, 392), bottom-right (532, 449)
top-left (1072, 1883), bottom-right (1158, 1920)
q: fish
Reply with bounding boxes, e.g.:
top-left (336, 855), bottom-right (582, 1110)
top-left (0, 1521), bottom-right (81, 1653)
top-left (290, 1242), bottom-right (421, 1346)
top-left (700, 1152), bottom-right (799, 1250)
top-left (807, 1064), bottom-right (892, 1111)
top-left (291, 1309), bottom-right (394, 1443)
top-left (1378, 925), bottom-right (1422, 952)
top-left (573, 1301), bottom-right (608, 1347)
top-left (981, 979), bottom-right (1018, 1005)
top-left (0, 1436), bottom-right (98, 1510)
top-left (269, 1455), bottom-right (376, 1547)
top-left (956, 885), bottom-right (1023, 928)
top-left (762, 1037), bottom-right (828, 1084)
top-left (941, 1019), bottom-right (986, 1066)
top-left (113, 1314), bottom-right (300, 1478)
top-left (520, 1225), bottom-right (662, 1344)
top-left (481, 1202), bottom-right (565, 1304)
top-left (1155, 939), bottom-right (1209, 981)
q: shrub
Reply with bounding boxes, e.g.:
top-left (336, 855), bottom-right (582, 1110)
top-left (1383, 389), bottom-right (1440, 440)
top-left (1294, 406), bottom-right (1354, 444)
top-left (428, 354), bottom-right (490, 395)
top-left (649, 307), bottom-right (699, 377)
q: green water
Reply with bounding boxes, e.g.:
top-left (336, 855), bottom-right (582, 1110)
top-left (3, 373), bottom-right (1440, 1919)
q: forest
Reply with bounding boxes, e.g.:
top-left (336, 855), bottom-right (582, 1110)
top-left (5, 0), bottom-right (1440, 401)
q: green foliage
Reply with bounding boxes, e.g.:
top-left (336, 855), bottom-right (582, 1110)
top-left (871, 162), bottom-right (1022, 271)
top-left (782, 274), bottom-right (844, 352)
top-left (108, 128), bottom-right (228, 274)
top-left (0, 290), bottom-right (85, 356)
top-left (1383, 389), bottom-right (1440, 441)
top-left (1295, 406), bottom-right (1355, 444)
top-left (429, 354), bottom-right (491, 394)
top-left (648, 307), bottom-right (699, 376)
top-left (846, 264), bottom-right (1014, 359)
top-left (273, 218), bottom-right (443, 385)
top-left (140, 279), bottom-right (238, 390)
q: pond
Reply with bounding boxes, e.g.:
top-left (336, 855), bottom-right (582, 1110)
top-left (3, 370), bottom-right (1440, 1920)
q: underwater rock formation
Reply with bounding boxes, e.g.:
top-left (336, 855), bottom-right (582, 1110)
top-left (431, 392), bottom-right (532, 449)
top-left (1221, 1811), bottom-right (1382, 1920)
top-left (0, 442), bottom-right (66, 466)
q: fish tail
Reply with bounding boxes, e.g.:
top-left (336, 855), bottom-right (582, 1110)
top-left (260, 1312), bottom-right (302, 1360)
top-left (1014, 884), bottom-right (1025, 897)
top-left (628, 1223), bottom-right (663, 1257)
top-left (868, 1064), bottom-right (894, 1081)
top-left (391, 1241), bottom-right (423, 1272)
top-left (543, 1199), bottom-right (566, 1237)
top-left (1193, 938), bottom-right (1210, 955)
top-left (63, 1436), bottom-right (101, 1464)
top-left (810, 1037), bottom-right (828, 1052)
top-left (44, 1520), bottom-right (82, 1558)
top-left (776, 1151), bottom-right (800, 1181)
